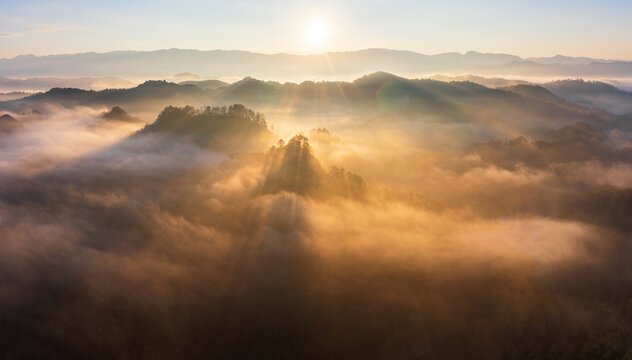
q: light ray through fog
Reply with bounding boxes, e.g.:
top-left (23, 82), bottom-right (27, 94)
top-left (2, 76), bottom-right (632, 358)
top-left (2, 1), bottom-right (632, 358)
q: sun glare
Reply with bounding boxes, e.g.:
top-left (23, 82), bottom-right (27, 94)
top-left (305, 18), bottom-right (330, 46)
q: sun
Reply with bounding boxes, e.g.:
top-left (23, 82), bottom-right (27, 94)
top-left (305, 18), bottom-right (330, 46)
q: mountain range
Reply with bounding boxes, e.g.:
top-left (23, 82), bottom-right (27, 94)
top-left (3, 71), bottom-right (630, 151)
top-left (0, 75), bottom-right (134, 92)
top-left (2, 48), bottom-right (632, 80)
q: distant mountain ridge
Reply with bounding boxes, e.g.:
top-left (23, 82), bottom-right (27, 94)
top-left (0, 75), bottom-right (134, 92)
top-left (2, 48), bottom-right (632, 80)
top-left (0, 80), bottom-right (217, 114)
top-left (527, 55), bottom-right (617, 65)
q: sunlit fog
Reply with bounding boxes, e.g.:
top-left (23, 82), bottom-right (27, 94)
top-left (1, 1), bottom-right (632, 359)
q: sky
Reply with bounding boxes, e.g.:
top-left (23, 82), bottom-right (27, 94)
top-left (0, 0), bottom-right (631, 59)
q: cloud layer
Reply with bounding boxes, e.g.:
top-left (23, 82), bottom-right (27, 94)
top-left (1, 98), bottom-right (632, 359)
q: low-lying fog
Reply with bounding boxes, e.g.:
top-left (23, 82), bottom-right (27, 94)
top-left (1, 74), bottom-right (632, 359)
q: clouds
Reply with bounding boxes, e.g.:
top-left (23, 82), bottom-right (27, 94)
top-left (0, 26), bottom-right (64, 40)
top-left (1, 101), bottom-right (632, 359)
top-left (0, 106), bottom-right (144, 177)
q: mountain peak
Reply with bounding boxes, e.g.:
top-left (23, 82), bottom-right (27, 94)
top-left (137, 80), bottom-right (177, 88)
top-left (353, 71), bottom-right (403, 85)
top-left (0, 114), bottom-right (17, 122)
top-left (102, 106), bottom-right (136, 122)
top-left (262, 134), bottom-right (323, 196)
top-left (0, 113), bottom-right (20, 134)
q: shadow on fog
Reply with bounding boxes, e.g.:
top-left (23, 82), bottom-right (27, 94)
top-left (1, 92), bottom-right (632, 359)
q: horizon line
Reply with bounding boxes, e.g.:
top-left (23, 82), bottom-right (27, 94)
top-left (1, 48), bottom-right (628, 63)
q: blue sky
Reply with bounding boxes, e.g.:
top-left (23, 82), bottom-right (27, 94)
top-left (0, 0), bottom-right (631, 59)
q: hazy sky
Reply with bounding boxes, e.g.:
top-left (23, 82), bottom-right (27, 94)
top-left (1, 0), bottom-right (631, 59)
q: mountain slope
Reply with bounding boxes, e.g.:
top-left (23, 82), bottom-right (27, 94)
top-left (543, 79), bottom-right (632, 114)
top-left (0, 75), bottom-right (133, 92)
top-left (214, 72), bottom-right (617, 135)
top-left (178, 79), bottom-right (229, 90)
top-left (0, 80), bottom-right (215, 114)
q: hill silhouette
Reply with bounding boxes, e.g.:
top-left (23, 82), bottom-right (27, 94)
top-left (137, 104), bottom-right (275, 153)
top-left (0, 75), bottom-right (133, 92)
top-left (262, 134), bottom-right (365, 198)
top-left (212, 72), bottom-right (621, 139)
top-left (102, 106), bottom-right (141, 122)
top-left (0, 114), bottom-right (20, 134)
top-left (0, 80), bottom-right (215, 114)
top-left (502, 84), bottom-right (602, 114)
top-left (543, 79), bottom-right (632, 114)
top-left (467, 121), bottom-right (630, 170)
top-left (179, 79), bottom-right (229, 90)
top-left (3, 72), bottom-right (629, 143)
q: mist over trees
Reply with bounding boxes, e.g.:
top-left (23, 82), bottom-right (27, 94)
top-left (1, 72), bottom-right (632, 359)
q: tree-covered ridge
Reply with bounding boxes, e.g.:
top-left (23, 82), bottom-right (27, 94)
top-left (138, 104), bottom-right (274, 153)
top-left (263, 134), bottom-right (365, 199)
